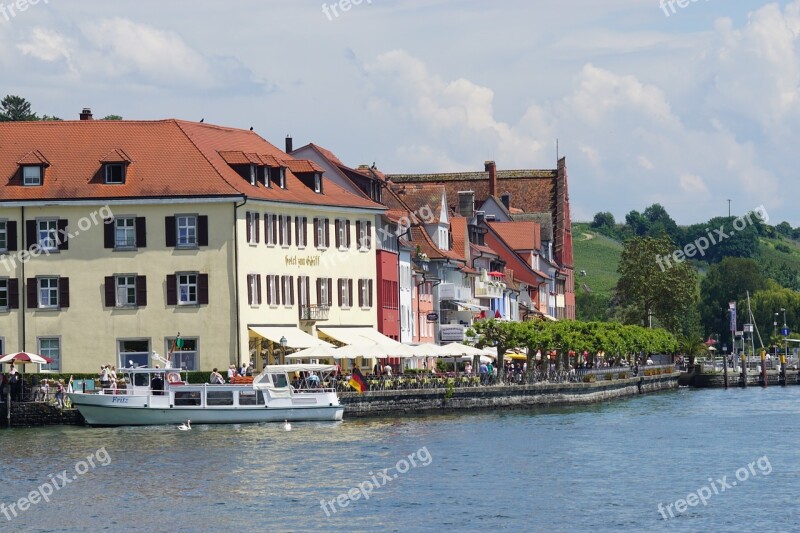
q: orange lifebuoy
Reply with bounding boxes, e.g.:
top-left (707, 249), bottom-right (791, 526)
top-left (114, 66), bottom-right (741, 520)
top-left (167, 372), bottom-right (181, 384)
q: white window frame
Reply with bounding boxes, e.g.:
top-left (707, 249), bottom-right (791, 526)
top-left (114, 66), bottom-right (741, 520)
top-left (319, 278), bottom-right (331, 307)
top-left (249, 165), bottom-right (257, 186)
top-left (314, 173), bottom-right (322, 193)
top-left (37, 219), bottom-right (59, 252)
top-left (281, 216), bottom-right (291, 248)
top-left (296, 216), bottom-right (307, 248)
top-left (104, 163), bottom-right (125, 184)
top-left (247, 212), bottom-right (258, 245)
top-left (248, 274), bottom-right (261, 305)
top-left (0, 278), bottom-right (8, 310)
top-left (118, 338), bottom-right (150, 369)
top-left (336, 219), bottom-right (348, 250)
top-left (177, 273), bottom-right (198, 305)
top-left (266, 214), bottom-right (276, 247)
top-left (115, 216), bottom-right (136, 249)
top-left (38, 337), bottom-right (61, 372)
top-left (38, 277), bottom-right (59, 309)
top-left (116, 275), bottom-right (137, 307)
top-left (176, 215), bottom-right (198, 248)
top-left (340, 279), bottom-right (352, 308)
top-left (316, 219), bottom-right (328, 250)
top-left (267, 274), bottom-right (279, 307)
top-left (358, 219), bottom-right (371, 251)
top-left (165, 337), bottom-right (199, 371)
top-left (23, 166), bottom-right (42, 186)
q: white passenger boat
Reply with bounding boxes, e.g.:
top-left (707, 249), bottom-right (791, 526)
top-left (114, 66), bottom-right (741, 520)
top-left (68, 364), bottom-right (344, 427)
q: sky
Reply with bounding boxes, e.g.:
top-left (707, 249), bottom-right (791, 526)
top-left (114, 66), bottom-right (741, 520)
top-left (0, 0), bottom-right (798, 226)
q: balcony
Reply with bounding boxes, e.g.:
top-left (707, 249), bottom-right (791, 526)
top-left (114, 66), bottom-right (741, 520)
top-left (474, 281), bottom-right (505, 299)
top-left (438, 283), bottom-right (471, 301)
top-left (300, 305), bottom-right (330, 321)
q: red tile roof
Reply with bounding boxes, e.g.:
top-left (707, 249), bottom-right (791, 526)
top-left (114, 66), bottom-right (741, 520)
top-left (99, 149), bottom-right (132, 164)
top-left (410, 226), bottom-right (463, 262)
top-left (487, 221), bottom-right (541, 251)
top-left (390, 184), bottom-right (445, 223)
top-left (450, 216), bottom-right (469, 262)
top-left (0, 119), bottom-right (384, 211)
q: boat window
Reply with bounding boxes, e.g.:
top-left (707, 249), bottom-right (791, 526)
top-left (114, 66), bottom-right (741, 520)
top-left (239, 390), bottom-right (257, 405)
top-left (174, 391), bottom-right (201, 406)
top-left (207, 391), bottom-right (234, 406)
top-left (134, 373), bottom-right (151, 387)
top-left (270, 374), bottom-right (288, 388)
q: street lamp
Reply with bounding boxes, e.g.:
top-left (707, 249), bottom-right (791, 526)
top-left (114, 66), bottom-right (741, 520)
top-left (279, 336), bottom-right (287, 365)
top-left (774, 312), bottom-right (780, 358)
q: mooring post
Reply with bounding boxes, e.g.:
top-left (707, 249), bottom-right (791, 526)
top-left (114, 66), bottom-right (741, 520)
top-left (760, 349), bottom-right (767, 388)
top-left (723, 354), bottom-right (729, 389)
top-left (741, 352), bottom-right (747, 388)
top-left (780, 354), bottom-right (787, 386)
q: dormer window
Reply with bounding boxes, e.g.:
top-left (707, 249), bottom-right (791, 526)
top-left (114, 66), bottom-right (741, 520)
top-left (262, 167), bottom-right (271, 188)
top-left (270, 167), bottom-right (286, 189)
top-left (104, 163), bottom-right (126, 184)
top-left (249, 165), bottom-right (258, 186)
top-left (314, 173), bottom-right (322, 193)
top-left (23, 166), bottom-right (42, 186)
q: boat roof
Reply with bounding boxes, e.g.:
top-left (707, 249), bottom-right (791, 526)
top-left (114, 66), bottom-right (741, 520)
top-left (259, 364), bottom-right (337, 374)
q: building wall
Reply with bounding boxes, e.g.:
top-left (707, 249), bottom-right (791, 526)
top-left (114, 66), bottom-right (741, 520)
top-left (376, 250), bottom-right (399, 341)
top-left (0, 201), bottom-right (237, 373)
top-left (399, 249), bottom-right (413, 344)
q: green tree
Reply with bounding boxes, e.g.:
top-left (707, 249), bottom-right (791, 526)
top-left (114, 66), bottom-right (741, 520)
top-left (775, 221), bottom-right (792, 238)
top-left (0, 95), bottom-right (38, 121)
top-left (101, 115), bottom-right (123, 120)
top-left (624, 210), bottom-right (649, 236)
top-left (590, 211), bottom-right (615, 230)
top-left (643, 203), bottom-right (681, 242)
top-left (615, 236), bottom-right (697, 333)
top-left (699, 258), bottom-right (768, 336)
top-left (682, 216), bottom-right (760, 264)
top-left (576, 292), bottom-right (611, 322)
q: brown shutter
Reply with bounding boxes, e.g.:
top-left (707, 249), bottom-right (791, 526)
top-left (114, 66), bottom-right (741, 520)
top-left (8, 278), bottom-right (19, 309)
top-left (166, 275), bottom-right (177, 305)
top-left (198, 216), bottom-right (209, 246)
top-left (356, 221), bottom-right (362, 249)
top-left (279, 217), bottom-right (284, 246)
top-left (105, 276), bottom-right (116, 307)
top-left (337, 279), bottom-right (342, 307)
top-left (335, 221), bottom-right (341, 249)
top-left (266, 276), bottom-right (272, 306)
top-left (255, 214), bottom-right (260, 243)
top-left (324, 219), bottom-right (330, 247)
top-left (327, 278), bottom-right (333, 307)
top-left (369, 279), bottom-right (374, 307)
top-left (358, 280), bottom-right (364, 308)
top-left (6, 221), bottom-right (17, 251)
top-left (286, 216), bottom-right (292, 247)
top-left (56, 219), bottom-right (69, 250)
top-left (165, 217), bottom-right (176, 247)
top-left (290, 277), bottom-right (295, 305)
top-left (303, 218), bottom-right (308, 246)
top-left (25, 220), bottom-right (36, 251)
top-left (271, 215), bottom-right (278, 245)
top-left (136, 275), bottom-right (147, 306)
top-left (316, 278), bottom-right (321, 306)
top-left (294, 216), bottom-right (300, 245)
top-left (256, 274), bottom-right (262, 304)
top-left (246, 213), bottom-right (252, 243)
top-left (346, 220), bottom-right (351, 248)
top-left (58, 277), bottom-right (69, 308)
top-left (348, 279), bottom-right (353, 307)
top-left (104, 219), bottom-right (115, 248)
top-left (247, 274), bottom-right (253, 305)
top-left (26, 278), bottom-right (37, 308)
top-left (135, 217), bottom-right (147, 248)
top-left (198, 274), bottom-right (209, 304)
top-left (313, 219), bottom-right (319, 248)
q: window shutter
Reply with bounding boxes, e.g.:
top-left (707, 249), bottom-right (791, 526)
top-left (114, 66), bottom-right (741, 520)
top-left (356, 221), bottom-right (362, 249)
top-left (247, 274), bottom-right (253, 305)
top-left (324, 219), bottom-right (330, 247)
top-left (266, 276), bottom-right (273, 306)
top-left (366, 222), bottom-right (372, 249)
top-left (26, 278), bottom-right (37, 308)
top-left (358, 280), bottom-right (364, 308)
top-left (104, 219), bottom-right (114, 249)
top-left (105, 276), bottom-right (116, 307)
top-left (303, 219), bottom-right (308, 246)
top-left (337, 279), bottom-right (342, 307)
top-left (316, 278), bottom-right (321, 306)
top-left (56, 220), bottom-right (69, 251)
top-left (348, 279), bottom-right (353, 307)
top-left (198, 216), bottom-right (209, 246)
top-left (313, 219), bottom-right (319, 248)
top-left (136, 275), bottom-right (147, 306)
top-left (335, 221), bottom-right (341, 249)
top-left (290, 277), bottom-right (295, 305)
top-left (327, 278), bottom-right (333, 307)
top-left (279, 217), bottom-right (285, 246)
top-left (8, 278), bottom-right (19, 309)
top-left (165, 217), bottom-right (176, 247)
top-left (166, 274), bottom-right (177, 305)
top-left (135, 217), bottom-right (147, 248)
top-left (256, 274), bottom-right (262, 304)
top-left (255, 214), bottom-right (260, 243)
top-left (59, 277), bottom-right (70, 308)
top-left (369, 279), bottom-right (374, 307)
top-left (346, 220), bottom-right (351, 248)
top-left (286, 216), bottom-right (292, 246)
top-left (295, 216), bottom-right (300, 245)
top-left (25, 221), bottom-right (36, 251)
top-left (271, 215), bottom-right (278, 245)
top-left (246, 213), bottom-right (252, 243)
top-left (198, 274), bottom-right (209, 305)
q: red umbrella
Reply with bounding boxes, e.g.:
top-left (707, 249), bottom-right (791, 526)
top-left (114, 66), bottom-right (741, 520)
top-left (488, 271), bottom-right (504, 277)
top-left (0, 352), bottom-right (54, 364)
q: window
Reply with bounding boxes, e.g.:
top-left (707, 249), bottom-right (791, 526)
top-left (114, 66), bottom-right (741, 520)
top-left (38, 277), bottom-right (59, 308)
top-left (174, 391), bottom-right (201, 406)
top-left (246, 212), bottom-right (260, 244)
top-left (249, 165), bottom-right (257, 186)
top-left (37, 219), bottom-right (58, 251)
top-left (178, 273), bottom-right (198, 305)
top-left (177, 215), bottom-right (197, 247)
top-left (262, 167), bottom-right (271, 187)
top-left (104, 164), bottom-right (125, 184)
top-left (359, 279), bottom-right (374, 308)
top-left (115, 217), bottom-right (136, 248)
top-left (295, 216), bottom-right (308, 248)
top-left (247, 274), bottom-right (261, 305)
top-left (270, 167), bottom-right (285, 189)
top-left (265, 214), bottom-right (277, 246)
top-left (266, 275), bottom-right (280, 306)
top-left (22, 166), bottom-right (42, 186)
top-left (314, 218), bottom-right (330, 249)
top-left (119, 339), bottom-right (150, 369)
top-left (207, 391), bottom-right (234, 406)
top-left (238, 390), bottom-right (262, 406)
top-left (280, 216), bottom-right (291, 247)
top-left (0, 221), bottom-right (6, 251)
top-left (105, 275), bottom-right (146, 308)
top-left (298, 276), bottom-right (311, 308)
top-left (0, 278), bottom-right (7, 309)
top-left (338, 278), bottom-right (353, 308)
top-left (281, 276), bottom-right (295, 306)
top-left (39, 337), bottom-right (60, 371)
top-left (167, 338), bottom-right (198, 371)
top-left (317, 278), bottom-right (332, 308)
top-left (335, 219), bottom-right (351, 249)
top-left (356, 220), bottom-right (372, 250)
top-left (314, 173), bottom-right (322, 193)
top-left (116, 275), bottom-right (136, 306)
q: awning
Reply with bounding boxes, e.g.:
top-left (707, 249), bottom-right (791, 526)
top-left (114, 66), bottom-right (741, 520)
top-left (454, 301), bottom-right (490, 312)
top-left (317, 326), bottom-right (402, 347)
top-left (543, 314), bottom-right (558, 322)
top-left (248, 327), bottom-right (331, 349)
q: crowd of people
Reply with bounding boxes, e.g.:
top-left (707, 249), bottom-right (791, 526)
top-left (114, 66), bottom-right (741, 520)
top-left (0, 364), bottom-right (73, 408)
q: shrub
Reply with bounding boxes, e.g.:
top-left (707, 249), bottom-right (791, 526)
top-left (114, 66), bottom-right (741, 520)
top-left (604, 373), bottom-right (614, 380)
top-left (618, 372), bottom-right (628, 379)
top-left (583, 374), bottom-right (596, 383)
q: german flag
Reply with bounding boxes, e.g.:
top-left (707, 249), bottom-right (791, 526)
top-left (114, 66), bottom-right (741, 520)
top-left (349, 366), bottom-right (367, 394)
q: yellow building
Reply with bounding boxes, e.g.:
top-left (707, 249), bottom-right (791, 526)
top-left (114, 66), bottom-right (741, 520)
top-left (0, 113), bottom-right (384, 373)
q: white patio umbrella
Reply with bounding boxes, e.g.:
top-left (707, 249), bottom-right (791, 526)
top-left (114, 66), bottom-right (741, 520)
top-left (285, 344), bottom-right (340, 360)
top-left (334, 344), bottom-right (416, 359)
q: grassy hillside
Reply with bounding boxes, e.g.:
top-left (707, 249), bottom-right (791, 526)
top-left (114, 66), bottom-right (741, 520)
top-left (572, 223), bottom-right (623, 297)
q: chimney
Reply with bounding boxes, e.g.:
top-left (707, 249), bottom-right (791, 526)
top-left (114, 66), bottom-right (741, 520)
top-left (80, 108), bottom-right (93, 121)
top-left (285, 135), bottom-right (293, 154)
top-left (485, 161), bottom-right (497, 197)
top-left (457, 191), bottom-right (475, 218)
top-left (501, 192), bottom-right (511, 210)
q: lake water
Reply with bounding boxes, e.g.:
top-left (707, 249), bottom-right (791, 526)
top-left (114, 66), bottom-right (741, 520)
top-left (1, 387), bottom-right (798, 532)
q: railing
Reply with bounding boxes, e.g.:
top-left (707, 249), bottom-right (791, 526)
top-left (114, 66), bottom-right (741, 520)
top-left (300, 304), bottom-right (330, 321)
top-left (474, 282), bottom-right (504, 299)
top-left (438, 283), bottom-right (471, 301)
